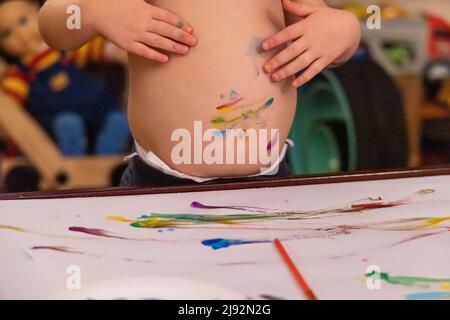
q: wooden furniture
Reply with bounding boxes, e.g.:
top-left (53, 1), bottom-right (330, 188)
top-left (0, 93), bottom-right (123, 190)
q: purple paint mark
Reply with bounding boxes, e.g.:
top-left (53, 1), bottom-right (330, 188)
top-left (31, 246), bottom-right (152, 264)
top-left (31, 246), bottom-right (82, 254)
top-left (68, 226), bottom-right (166, 242)
top-left (387, 230), bottom-right (446, 248)
top-left (267, 134), bottom-right (279, 152)
top-left (69, 226), bottom-right (129, 240)
top-left (191, 201), bottom-right (277, 213)
top-left (202, 238), bottom-right (270, 250)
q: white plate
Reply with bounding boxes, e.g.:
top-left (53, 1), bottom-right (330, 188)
top-left (50, 276), bottom-right (247, 300)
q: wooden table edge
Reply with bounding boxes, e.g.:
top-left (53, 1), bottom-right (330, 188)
top-left (1, 166), bottom-right (450, 201)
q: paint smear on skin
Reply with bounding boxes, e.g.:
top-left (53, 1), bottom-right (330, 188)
top-left (229, 90), bottom-right (239, 100)
top-left (202, 238), bottom-right (270, 250)
top-left (31, 246), bottom-right (152, 264)
top-left (213, 130), bottom-right (226, 137)
top-left (212, 98), bottom-right (274, 128)
top-left (405, 292), bottom-right (450, 300)
top-left (366, 272), bottom-right (450, 288)
top-left (68, 226), bottom-right (170, 242)
top-left (176, 20), bottom-right (184, 29)
top-left (216, 97), bottom-right (245, 113)
top-left (266, 133), bottom-right (279, 152)
top-left (246, 36), bottom-right (265, 77)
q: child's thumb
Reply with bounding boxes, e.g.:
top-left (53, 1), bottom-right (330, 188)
top-left (283, 0), bottom-right (316, 17)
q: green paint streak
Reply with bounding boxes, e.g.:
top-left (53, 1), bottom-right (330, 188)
top-left (366, 271), bottom-right (450, 288)
top-left (418, 189), bottom-right (435, 195)
top-left (23, 251), bottom-right (34, 261)
top-left (176, 20), bottom-right (184, 29)
top-left (212, 117), bottom-right (225, 124)
top-left (130, 213), bottom-right (280, 228)
top-left (264, 97), bottom-right (274, 107)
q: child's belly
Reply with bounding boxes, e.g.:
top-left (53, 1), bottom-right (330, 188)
top-left (128, 0), bottom-right (297, 177)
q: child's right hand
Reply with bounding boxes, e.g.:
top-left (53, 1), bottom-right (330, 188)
top-left (87, 0), bottom-right (197, 63)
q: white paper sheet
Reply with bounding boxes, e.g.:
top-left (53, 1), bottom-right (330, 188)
top-left (1, 175), bottom-right (450, 300)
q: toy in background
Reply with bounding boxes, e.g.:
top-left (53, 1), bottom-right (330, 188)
top-left (342, 3), bottom-right (450, 76)
top-left (0, 0), bottom-right (131, 157)
top-left (423, 15), bottom-right (450, 109)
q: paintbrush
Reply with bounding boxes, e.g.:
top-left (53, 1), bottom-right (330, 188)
top-left (273, 238), bottom-right (317, 300)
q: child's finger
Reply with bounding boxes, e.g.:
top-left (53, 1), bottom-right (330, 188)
top-left (152, 7), bottom-right (194, 34)
top-left (150, 21), bottom-right (197, 47)
top-left (140, 32), bottom-right (189, 55)
top-left (271, 50), bottom-right (316, 82)
top-left (262, 22), bottom-right (305, 51)
top-left (282, 0), bottom-right (317, 17)
top-left (129, 42), bottom-right (169, 63)
top-left (264, 39), bottom-right (308, 73)
top-left (292, 58), bottom-right (326, 87)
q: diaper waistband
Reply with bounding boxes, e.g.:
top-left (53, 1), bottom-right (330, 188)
top-left (125, 139), bottom-right (294, 183)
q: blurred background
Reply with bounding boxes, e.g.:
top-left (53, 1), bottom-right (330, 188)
top-left (0, 0), bottom-right (450, 192)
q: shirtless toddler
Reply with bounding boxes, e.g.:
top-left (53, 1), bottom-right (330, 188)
top-left (38, 0), bottom-right (361, 186)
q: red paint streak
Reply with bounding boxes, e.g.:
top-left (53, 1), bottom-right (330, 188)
top-left (351, 200), bottom-right (405, 210)
top-left (216, 97), bottom-right (245, 110)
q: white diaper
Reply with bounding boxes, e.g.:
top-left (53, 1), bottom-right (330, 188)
top-left (124, 139), bottom-right (294, 183)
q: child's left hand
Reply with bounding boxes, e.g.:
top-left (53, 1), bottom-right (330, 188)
top-left (262, 0), bottom-right (361, 88)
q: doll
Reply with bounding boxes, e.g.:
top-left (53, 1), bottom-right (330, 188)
top-left (0, 0), bottom-right (130, 156)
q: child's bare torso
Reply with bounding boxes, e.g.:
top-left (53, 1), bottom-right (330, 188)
top-left (127, 0), bottom-right (297, 177)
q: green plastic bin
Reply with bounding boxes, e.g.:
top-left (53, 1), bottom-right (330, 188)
top-left (288, 70), bottom-right (357, 174)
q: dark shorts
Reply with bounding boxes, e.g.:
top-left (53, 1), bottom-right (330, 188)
top-left (120, 155), bottom-right (293, 187)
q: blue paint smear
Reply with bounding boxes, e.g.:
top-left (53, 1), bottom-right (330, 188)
top-left (157, 228), bottom-right (175, 233)
top-left (202, 238), bottom-right (270, 250)
top-left (213, 130), bottom-right (226, 137)
top-left (405, 292), bottom-right (450, 300)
